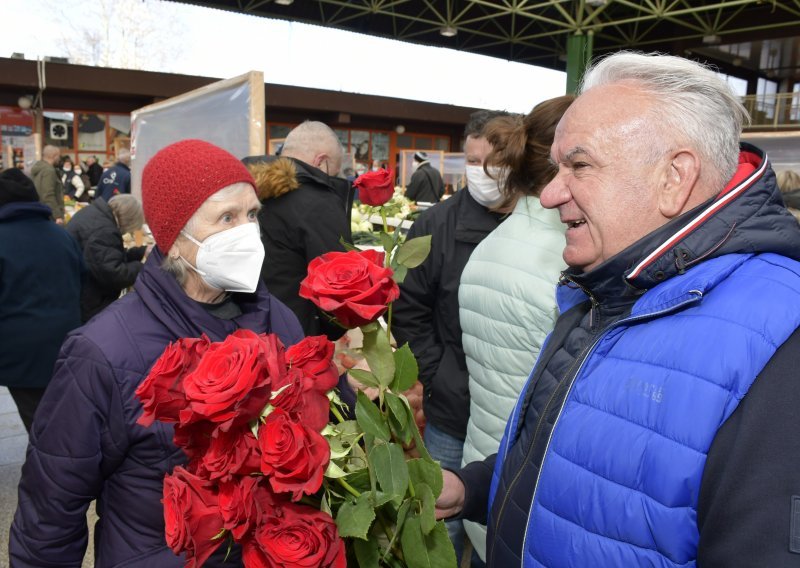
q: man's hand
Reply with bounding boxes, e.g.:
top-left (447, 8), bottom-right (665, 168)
top-left (435, 469), bottom-right (465, 520)
top-left (55, 218), bottom-right (64, 225)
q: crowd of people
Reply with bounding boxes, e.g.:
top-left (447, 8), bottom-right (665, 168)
top-left (3, 51), bottom-right (800, 567)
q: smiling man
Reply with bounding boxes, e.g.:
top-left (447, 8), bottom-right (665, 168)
top-left (435, 51), bottom-right (800, 567)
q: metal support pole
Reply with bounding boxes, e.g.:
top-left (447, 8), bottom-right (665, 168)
top-left (566, 31), bottom-right (594, 94)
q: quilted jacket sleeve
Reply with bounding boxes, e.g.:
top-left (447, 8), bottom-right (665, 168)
top-left (83, 226), bottom-right (143, 290)
top-left (9, 334), bottom-right (129, 567)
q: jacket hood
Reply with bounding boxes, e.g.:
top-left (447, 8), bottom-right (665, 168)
top-left (0, 201), bottom-right (53, 221)
top-left (30, 160), bottom-right (53, 177)
top-left (245, 155), bottom-right (354, 214)
top-left (246, 156), bottom-right (299, 200)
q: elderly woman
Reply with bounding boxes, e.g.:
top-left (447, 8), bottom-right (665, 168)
top-left (10, 140), bottom-right (303, 567)
top-left (67, 194), bottom-right (149, 322)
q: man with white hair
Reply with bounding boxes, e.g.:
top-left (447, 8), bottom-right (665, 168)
top-left (245, 120), bottom-right (353, 339)
top-left (436, 51), bottom-right (800, 567)
top-left (97, 147), bottom-right (132, 201)
top-left (30, 144), bottom-right (65, 223)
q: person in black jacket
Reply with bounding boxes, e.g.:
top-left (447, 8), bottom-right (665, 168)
top-left (244, 121), bottom-right (354, 340)
top-left (391, 109), bottom-right (509, 564)
top-left (66, 194), bottom-right (148, 322)
top-left (405, 151), bottom-right (445, 203)
top-left (0, 168), bottom-right (83, 431)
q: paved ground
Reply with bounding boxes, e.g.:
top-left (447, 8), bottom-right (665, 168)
top-left (0, 387), bottom-right (94, 568)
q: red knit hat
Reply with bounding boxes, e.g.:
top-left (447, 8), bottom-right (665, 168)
top-left (142, 139), bottom-right (256, 252)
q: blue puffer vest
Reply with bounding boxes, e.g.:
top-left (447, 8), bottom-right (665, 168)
top-left (487, 146), bottom-right (800, 567)
top-left (491, 252), bottom-right (800, 566)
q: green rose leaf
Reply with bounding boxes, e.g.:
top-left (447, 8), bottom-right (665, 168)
top-left (370, 442), bottom-right (409, 504)
top-left (400, 515), bottom-right (458, 568)
top-left (407, 458), bottom-right (443, 498)
top-left (391, 343), bottom-right (419, 392)
top-left (385, 391), bottom-right (412, 445)
top-left (335, 492), bottom-right (376, 540)
top-left (353, 537), bottom-right (381, 568)
top-left (362, 328), bottom-right (395, 388)
top-left (392, 264), bottom-right (409, 284)
top-left (395, 235), bottom-right (432, 269)
top-left (380, 231), bottom-right (395, 255)
top-left (408, 407), bottom-right (433, 462)
top-left (356, 391), bottom-right (390, 442)
top-left (383, 498), bottom-right (412, 561)
top-left (348, 368), bottom-right (381, 389)
top-left (416, 482), bottom-right (437, 535)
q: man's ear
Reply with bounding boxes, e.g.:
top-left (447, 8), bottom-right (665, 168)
top-left (312, 153), bottom-right (328, 170)
top-left (659, 150), bottom-right (701, 218)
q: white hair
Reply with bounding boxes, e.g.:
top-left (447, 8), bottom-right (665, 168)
top-left (581, 51), bottom-right (750, 190)
top-left (281, 121), bottom-right (343, 171)
top-left (117, 148), bottom-right (132, 165)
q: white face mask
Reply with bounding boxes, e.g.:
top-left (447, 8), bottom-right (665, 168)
top-left (180, 222), bottom-right (265, 293)
top-left (465, 165), bottom-right (505, 208)
top-left (74, 168), bottom-right (82, 174)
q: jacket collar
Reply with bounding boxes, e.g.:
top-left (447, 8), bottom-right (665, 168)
top-left (134, 248), bottom-right (276, 341)
top-left (455, 187), bottom-right (505, 244)
top-left (290, 157), bottom-right (354, 214)
top-left (0, 201), bottom-right (53, 221)
top-left (559, 144), bottom-right (800, 307)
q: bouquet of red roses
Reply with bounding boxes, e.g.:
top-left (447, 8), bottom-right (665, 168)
top-left (137, 168), bottom-right (456, 567)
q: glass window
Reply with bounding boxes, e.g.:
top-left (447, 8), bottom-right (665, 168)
top-left (269, 124), bottom-right (292, 140)
top-left (334, 129), bottom-right (349, 149)
top-left (414, 136), bottom-right (432, 150)
top-left (436, 137), bottom-right (450, 151)
top-left (371, 132), bottom-right (389, 162)
top-left (44, 111), bottom-right (74, 149)
top-left (77, 113), bottom-right (107, 151)
top-left (350, 130), bottom-right (370, 162)
top-left (396, 134), bottom-right (412, 148)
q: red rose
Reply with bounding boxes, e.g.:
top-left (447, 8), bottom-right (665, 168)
top-left (270, 368), bottom-right (330, 432)
top-left (174, 421), bottom-right (216, 472)
top-left (258, 407), bottom-right (330, 501)
top-left (218, 475), bottom-right (269, 540)
top-left (299, 250), bottom-right (400, 328)
top-left (286, 335), bottom-right (339, 392)
top-left (179, 330), bottom-right (286, 431)
top-left (200, 424), bottom-right (262, 482)
top-left (136, 335), bottom-right (210, 426)
top-left (242, 500), bottom-right (346, 568)
top-left (354, 168), bottom-right (395, 206)
top-left (162, 466), bottom-right (224, 568)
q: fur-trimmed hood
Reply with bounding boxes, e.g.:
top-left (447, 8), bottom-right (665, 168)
top-left (245, 156), bottom-right (300, 200)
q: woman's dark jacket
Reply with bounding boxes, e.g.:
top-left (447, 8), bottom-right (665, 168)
top-left (0, 202), bottom-right (83, 388)
top-left (248, 156), bottom-right (354, 340)
top-left (66, 197), bottom-right (146, 322)
top-left (9, 249), bottom-right (304, 567)
top-left (392, 188), bottom-right (503, 441)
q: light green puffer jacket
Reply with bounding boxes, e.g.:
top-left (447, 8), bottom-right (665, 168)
top-left (458, 195), bottom-right (565, 560)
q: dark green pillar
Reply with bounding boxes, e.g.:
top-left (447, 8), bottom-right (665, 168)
top-left (566, 31), bottom-right (594, 94)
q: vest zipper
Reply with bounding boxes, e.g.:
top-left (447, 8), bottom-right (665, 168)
top-left (488, 289), bottom-right (703, 568)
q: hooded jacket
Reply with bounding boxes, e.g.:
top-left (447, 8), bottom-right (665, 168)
top-left (66, 197), bottom-right (146, 322)
top-left (0, 202), bottom-right (83, 389)
top-left (9, 249), bottom-right (304, 567)
top-left (247, 156), bottom-right (354, 340)
top-left (458, 145), bottom-right (800, 567)
top-left (30, 160), bottom-right (65, 220)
